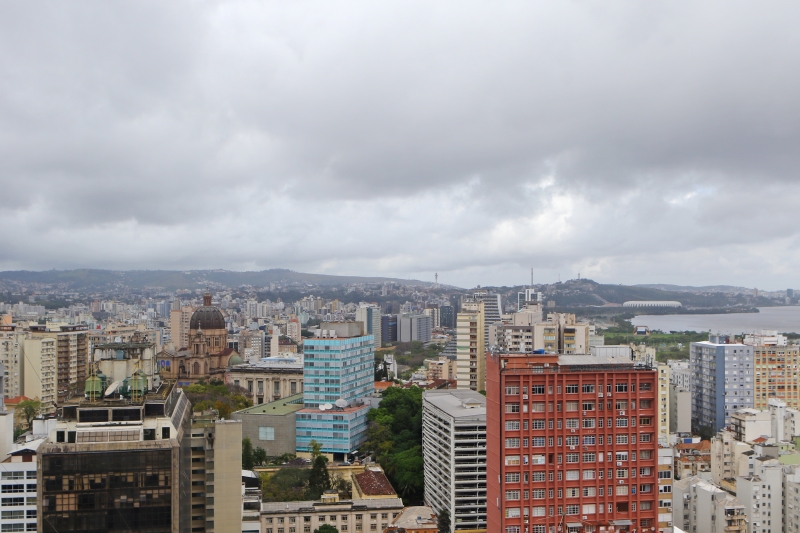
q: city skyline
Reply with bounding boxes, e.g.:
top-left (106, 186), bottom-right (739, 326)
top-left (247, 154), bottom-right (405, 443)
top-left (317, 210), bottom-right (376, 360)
top-left (1, 3), bottom-right (800, 289)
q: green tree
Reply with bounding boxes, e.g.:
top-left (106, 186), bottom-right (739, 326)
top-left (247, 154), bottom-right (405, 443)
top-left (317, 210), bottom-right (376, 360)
top-left (17, 399), bottom-right (41, 428)
top-left (309, 439), bottom-right (322, 459)
top-left (260, 468), bottom-right (311, 502)
top-left (437, 508), bottom-right (450, 533)
top-left (307, 455), bottom-right (331, 500)
top-left (253, 447), bottom-right (267, 467)
top-left (313, 525), bottom-right (339, 533)
top-left (242, 438), bottom-right (255, 470)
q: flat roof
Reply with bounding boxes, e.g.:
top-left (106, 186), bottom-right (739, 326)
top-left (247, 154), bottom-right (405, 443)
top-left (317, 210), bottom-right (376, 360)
top-left (423, 389), bottom-right (486, 418)
top-left (234, 393), bottom-right (304, 416)
top-left (261, 497), bottom-right (403, 514)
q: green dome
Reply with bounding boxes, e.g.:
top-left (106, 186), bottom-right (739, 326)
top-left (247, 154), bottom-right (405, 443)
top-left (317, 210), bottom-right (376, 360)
top-left (228, 354), bottom-right (244, 366)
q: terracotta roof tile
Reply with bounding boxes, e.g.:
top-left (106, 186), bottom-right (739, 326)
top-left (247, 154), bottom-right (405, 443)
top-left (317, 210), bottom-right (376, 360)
top-left (355, 469), bottom-right (397, 496)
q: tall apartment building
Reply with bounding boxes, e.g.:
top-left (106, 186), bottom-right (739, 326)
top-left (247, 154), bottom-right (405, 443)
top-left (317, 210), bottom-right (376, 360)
top-left (486, 352), bottom-right (660, 533)
top-left (737, 457), bottom-right (783, 533)
top-left (38, 382), bottom-right (193, 533)
top-left (398, 313), bottom-right (432, 343)
top-left (381, 314), bottom-right (398, 344)
top-left (356, 304), bottom-right (382, 348)
top-left (657, 363), bottom-right (670, 446)
top-left (440, 305), bottom-right (454, 329)
top-left (424, 305), bottom-right (441, 328)
top-left (657, 447), bottom-right (674, 533)
top-left (296, 322), bottom-right (374, 460)
top-left (21, 336), bottom-right (57, 414)
top-left (672, 476), bottom-right (746, 533)
top-left (28, 324), bottom-right (89, 405)
top-left (751, 344), bottom-right (800, 409)
top-left (170, 305), bottom-right (195, 349)
top-left (422, 389), bottom-right (487, 533)
top-left (0, 325), bottom-right (23, 398)
top-left (188, 416), bottom-right (243, 533)
top-left (456, 299), bottom-right (485, 391)
top-left (784, 468), bottom-right (800, 532)
top-left (690, 336), bottom-right (754, 432)
top-left (495, 312), bottom-right (589, 355)
top-left (472, 291), bottom-right (501, 348)
top-left (669, 384), bottom-right (691, 434)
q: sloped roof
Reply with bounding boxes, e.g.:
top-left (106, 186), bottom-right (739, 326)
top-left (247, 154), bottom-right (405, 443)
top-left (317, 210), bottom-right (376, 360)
top-left (354, 468), bottom-right (397, 497)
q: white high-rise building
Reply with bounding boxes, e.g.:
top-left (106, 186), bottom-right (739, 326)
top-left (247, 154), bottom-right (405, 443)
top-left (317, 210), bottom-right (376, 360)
top-left (422, 389), bottom-right (486, 533)
top-left (673, 476), bottom-right (747, 533)
top-left (668, 360), bottom-right (691, 390)
top-left (355, 304), bottom-right (382, 348)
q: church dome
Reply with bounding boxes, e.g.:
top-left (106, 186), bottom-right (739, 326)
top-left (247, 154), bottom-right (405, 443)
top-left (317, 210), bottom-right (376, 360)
top-left (190, 292), bottom-right (226, 330)
top-left (227, 354), bottom-right (244, 366)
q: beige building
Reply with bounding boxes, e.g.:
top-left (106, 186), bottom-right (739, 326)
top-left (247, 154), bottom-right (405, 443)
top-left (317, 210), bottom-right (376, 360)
top-left (21, 336), bottom-right (57, 414)
top-left (711, 429), bottom-right (752, 485)
top-left (752, 344), bottom-right (800, 409)
top-left (425, 356), bottom-right (455, 381)
top-left (170, 305), bottom-right (195, 349)
top-left (670, 384), bottom-right (692, 434)
top-left (261, 494), bottom-right (404, 533)
top-left (657, 447), bottom-right (674, 533)
top-left (658, 363), bottom-right (670, 445)
top-left (190, 416), bottom-right (243, 533)
top-left (456, 299), bottom-right (484, 391)
top-left (494, 311), bottom-right (590, 355)
top-left (28, 324), bottom-right (89, 405)
top-left (226, 363), bottom-right (304, 405)
top-left (731, 408), bottom-right (772, 443)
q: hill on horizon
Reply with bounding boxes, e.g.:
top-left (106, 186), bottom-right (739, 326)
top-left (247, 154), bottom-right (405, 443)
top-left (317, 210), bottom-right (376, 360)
top-left (0, 269), bottom-right (436, 291)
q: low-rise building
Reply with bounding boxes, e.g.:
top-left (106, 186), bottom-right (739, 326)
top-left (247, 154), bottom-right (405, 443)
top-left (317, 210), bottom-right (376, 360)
top-left (232, 393), bottom-right (304, 458)
top-left (384, 506), bottom-right (438, 532)
top-left (226, 359), bottom-right (304, 405)
top-left (261, 494), bottom-right (404, 533)
top-left (675, 440), bottom-right (711, 480)
top-left (732, 408), bottom-right (772, 443)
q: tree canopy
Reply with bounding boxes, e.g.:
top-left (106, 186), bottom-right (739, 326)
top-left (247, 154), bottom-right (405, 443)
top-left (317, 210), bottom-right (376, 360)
top-left (183, 381), bottom-right (252, 418)
top-left (363, 386), bottom-right (424, 504)
top-left (17, 399), bottom-right (41, 428)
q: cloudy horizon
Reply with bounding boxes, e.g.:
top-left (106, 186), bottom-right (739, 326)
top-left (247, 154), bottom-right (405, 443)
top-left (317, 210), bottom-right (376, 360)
top-left (1, 2), bottom-right (799, 290)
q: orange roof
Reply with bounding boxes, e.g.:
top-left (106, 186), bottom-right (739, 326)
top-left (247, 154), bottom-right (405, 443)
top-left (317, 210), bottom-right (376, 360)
top-left (374, 382), bottom-right (394, 391)
top-left (354, 469), bottom-right (397, 496)
top-left (752, 437), bottom-right (768, 443)
top-left (4, 396), bottom-right (31, 406)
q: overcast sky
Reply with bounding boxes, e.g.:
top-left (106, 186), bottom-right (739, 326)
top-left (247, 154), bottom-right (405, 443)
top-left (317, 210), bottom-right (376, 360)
top-left (1, 2), bottom-right (799, 289)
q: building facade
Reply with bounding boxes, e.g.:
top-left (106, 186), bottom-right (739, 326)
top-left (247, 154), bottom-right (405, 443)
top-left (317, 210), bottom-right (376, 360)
top-left (670, 385), bottom-right (692, 434)
top-left (486, 352), bottom-right (660, 533)
top-left (422, 389), bottom-right (487, 533)
top-left (38, 383), bottom-right (193, 533)
top-left (226, 361), bottom-right (304, 405)
top-left (296, 323), bottom-right (374, 459)
top-left (657, 363), bottom-right (670, 446)
top-left (690, 337), bottom-right (754, 432)
top-left (356, 305), bottom-right (382, 349)
top-left (672, 476), bottom-right (746, 533)
top-left (456, 299), bottom-right (485, 391)
top-left (398, 314), bottom-right (432, 344)
top-left (232, 393), bottom-right (304, 458)
top-left (261, 495), bottom-right (404, 533)
top-left (28, 324), bottom-right (88, 405)
top-left (752, 344), bottom-right (800, 409)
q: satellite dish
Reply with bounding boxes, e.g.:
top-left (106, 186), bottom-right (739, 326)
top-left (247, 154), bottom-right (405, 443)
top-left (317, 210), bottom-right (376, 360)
top-left (105, 381), bottom-right (121, 397)
top-left (323, 403), bottom-right (334, 410)
top-left (318, 404), bottom-right (327, 411)
top-left (335, 399), bottom-right (347, 408)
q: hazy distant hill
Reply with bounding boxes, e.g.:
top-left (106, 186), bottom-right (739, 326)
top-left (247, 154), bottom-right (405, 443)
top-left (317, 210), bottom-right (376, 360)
top-left (0, 269), bottom-right (433, 291)
top-left (635, 283), bottom-right (752, 294)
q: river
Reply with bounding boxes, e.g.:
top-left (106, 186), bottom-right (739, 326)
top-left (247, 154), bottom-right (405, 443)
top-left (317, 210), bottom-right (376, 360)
top-left (629, 306), bottom-right (800, 334)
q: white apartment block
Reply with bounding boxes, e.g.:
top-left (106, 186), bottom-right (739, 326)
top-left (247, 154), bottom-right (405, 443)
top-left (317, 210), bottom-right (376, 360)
top-left (784, 467), bottom-right (800, 532)
top-left (0, 440), bottom-right (41, 533)
top-left (711, 430), bottom-right (752, 486)
top-left (737, 458), bottom-right (783, 533)
top-left (673, 476), bottom-right (747, 533)
top-left (422, 389), bottom-right (486, 533)
top-left (668, 360), bottom-right (691, 390)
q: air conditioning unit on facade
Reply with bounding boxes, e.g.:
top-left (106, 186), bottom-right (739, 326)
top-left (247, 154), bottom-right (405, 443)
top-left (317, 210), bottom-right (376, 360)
top-left (599, 393), bottom-right (604, 398)
top-left (523, 395), bottom-right (528, 400)
top-left (570, 446), bottom-right (575, 450)
top-left (620, 411), bottom-right (625, 415)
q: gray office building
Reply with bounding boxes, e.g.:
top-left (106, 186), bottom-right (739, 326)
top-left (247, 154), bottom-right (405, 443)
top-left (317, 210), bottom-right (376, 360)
top-left (398, 314), bottom-right (432, 343)
top-left (690, 335), bottom-right (754, 432)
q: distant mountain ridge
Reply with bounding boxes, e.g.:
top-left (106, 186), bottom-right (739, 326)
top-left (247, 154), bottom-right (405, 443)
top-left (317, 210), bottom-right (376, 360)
top-left (635, 283), bottom-right (753, 294)
top-left (0, 269), bottom-right (434, 291)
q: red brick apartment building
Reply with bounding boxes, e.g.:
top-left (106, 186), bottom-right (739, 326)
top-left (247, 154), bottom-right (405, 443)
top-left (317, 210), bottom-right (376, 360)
top-left (487, 352), bottom-right (659, 533)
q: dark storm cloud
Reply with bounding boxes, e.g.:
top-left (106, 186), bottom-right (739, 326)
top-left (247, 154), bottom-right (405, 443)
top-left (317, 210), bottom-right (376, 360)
top-left (1, 1), bottom-right (799, 287)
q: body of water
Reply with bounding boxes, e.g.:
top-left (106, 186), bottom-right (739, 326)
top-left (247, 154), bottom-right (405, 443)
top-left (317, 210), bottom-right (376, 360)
top-left (630, 306), bottom-right (800, 334)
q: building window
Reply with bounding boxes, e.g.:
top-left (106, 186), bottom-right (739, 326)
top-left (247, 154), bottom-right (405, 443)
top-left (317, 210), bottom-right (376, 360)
top-left (505, 403), bottom-right (520, 413)
top-left (505, 490), bottom-right (520, 501)
top-left (505, 421), bottom-right (520, 430)
top-left (505, 438), bottom-right (520, 448)
top-left (259, 427), bottom-right (275, 441)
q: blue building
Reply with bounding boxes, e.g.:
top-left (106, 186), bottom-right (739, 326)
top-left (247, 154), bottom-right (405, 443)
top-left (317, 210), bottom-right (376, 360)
top-left (690, 335), bottom-right (754, 432)
top-left (296, 322), bottom-right (374, 459)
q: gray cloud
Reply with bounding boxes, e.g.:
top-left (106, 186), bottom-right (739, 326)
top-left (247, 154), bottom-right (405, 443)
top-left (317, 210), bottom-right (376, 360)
top-left (1, 1), bottom-right (799, 288)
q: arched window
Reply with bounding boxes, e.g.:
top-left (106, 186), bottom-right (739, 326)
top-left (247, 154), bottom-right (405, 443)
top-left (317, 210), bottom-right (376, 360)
top-left (193, 361), bottom-right (200, 375)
